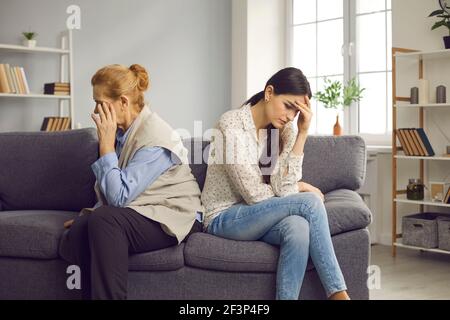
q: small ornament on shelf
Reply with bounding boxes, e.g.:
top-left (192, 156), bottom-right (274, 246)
top-left (22, 31), bottom-right (38, 48)
top-left (436, 85), bottom-right (447, 103)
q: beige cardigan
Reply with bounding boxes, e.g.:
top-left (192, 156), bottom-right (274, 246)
top-left (81, 105), bottom-right (203, 244)
top-left (201, 104), bottom-right (304, 229)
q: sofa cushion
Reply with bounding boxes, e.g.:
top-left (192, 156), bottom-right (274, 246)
top-left (324, 189), bottom-right (372, 236)
top-left (302, 135), bottom-right (366, 194)
top-left (0, 129), bottom-right (98, 212)
top-left (184, 233), bottom-right (315, 273)
top-left (0, 210), bottom-right (78, 259)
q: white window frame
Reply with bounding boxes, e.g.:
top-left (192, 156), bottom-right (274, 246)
top-left (286, 0), bottom-right (392, 146)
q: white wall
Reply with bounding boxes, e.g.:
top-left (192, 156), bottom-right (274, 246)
top-left (231, 0), bottom-right (286, 108)
top-left (0, 0), bottom-right (231, 135)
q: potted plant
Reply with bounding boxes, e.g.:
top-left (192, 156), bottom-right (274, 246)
top-left (313, 77), bottom-right (365, 136)
top-left (428, 0), bottom-right (450, 49)
top-left (22, 31), bottom-right (38, 48)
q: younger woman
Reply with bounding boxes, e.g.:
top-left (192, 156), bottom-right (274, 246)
top-left (201, 67), bottom-right (349, 300)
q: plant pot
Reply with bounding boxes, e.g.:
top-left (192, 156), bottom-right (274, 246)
top-left (23, 39), bottom-right (36, 48)
top-left (444, 36), bottom-right (450, 49)
top-left (333, 115), bottom-right (342, 136)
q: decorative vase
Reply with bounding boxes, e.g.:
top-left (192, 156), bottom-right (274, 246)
top-left (444, 36), bottom-right (450, 49)
top-left (333, 115), bottom-right (342, 136)
top-left (22, 39), bottom-right (36, 48)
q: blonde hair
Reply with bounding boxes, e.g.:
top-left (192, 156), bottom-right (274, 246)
top-left (91, 64), bottom-right (150, 110)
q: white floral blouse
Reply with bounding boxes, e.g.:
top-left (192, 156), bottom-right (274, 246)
top-left (201, 104), bottom-right (304, 229)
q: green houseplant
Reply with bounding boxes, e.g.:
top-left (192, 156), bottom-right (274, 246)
top-left (22, 31), bottom-right (38, 48)
top-left (428, 1), bottom-right (450, 49)
top-left (314, 77), bottom-right (365, 136)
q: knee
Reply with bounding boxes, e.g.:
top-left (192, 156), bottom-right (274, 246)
top-left (68, 214), bottom-right (90, 239)
top-left (290, 192), bottom-right (325, 215)
top-left (279, 216), bottom-right (310, 247)
top-left (88, 206), bottom-right (119, 233)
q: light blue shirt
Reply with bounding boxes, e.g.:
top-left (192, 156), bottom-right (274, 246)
top-left (91, 121), bottom-right (202, 222)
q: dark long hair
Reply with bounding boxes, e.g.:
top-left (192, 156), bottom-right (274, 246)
top-left (243, 67), bottom-right (312, 184)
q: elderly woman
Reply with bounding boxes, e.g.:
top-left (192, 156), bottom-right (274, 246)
top-left (61, 64), bottom-right (203, 300)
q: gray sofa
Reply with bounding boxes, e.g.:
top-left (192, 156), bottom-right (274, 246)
top-left (0, 128), bottom-right (371, 300)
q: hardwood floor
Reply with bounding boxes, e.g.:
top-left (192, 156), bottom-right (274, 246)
top-left (369, 245), bottom-right (450, 300)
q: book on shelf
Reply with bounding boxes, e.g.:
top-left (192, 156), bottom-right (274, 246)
top-left (0, 64), bottom-right (30, 94)
top-left (44, 82), bottom-right (70, 95)
top-left (444, 186), bottom-right (450, 204)
top-left (396, 128), bottom-right (435, 156)
top-left (40, 117), bottom-right (71, 131)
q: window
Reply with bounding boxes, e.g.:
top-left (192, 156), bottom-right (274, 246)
top-left (288, 0), bottom-right (392, 144)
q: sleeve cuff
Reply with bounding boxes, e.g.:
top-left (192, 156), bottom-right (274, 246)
top-left (91, 152), bottom-right (118, 180)
top-left (288, 152), bottom-right (304, 166)
top-left (287, 152), bottom-right (304, 180)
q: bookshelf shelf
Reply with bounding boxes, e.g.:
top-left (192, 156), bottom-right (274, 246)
top-left (394, 103), bottom-right (450, 109)
top-left (394, 48), bottom-right (450, 60)
top-left (0, 30), bottom-right (74, 129)
top-left (0, 93), bottom-right (70, 99)
top-left (391, 47), bottom-right (450, 258)
top-left (393, 240), bottom-right (450, 255)
top-left (394, 155), bottom-right (450, 161)
top-left (0, 44), bottom-right (69, 54)
top-left (394, 195), bottom-right (450, 208)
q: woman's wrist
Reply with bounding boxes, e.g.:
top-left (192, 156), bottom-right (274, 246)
top-left (99, 143), bottom-right (115, 157)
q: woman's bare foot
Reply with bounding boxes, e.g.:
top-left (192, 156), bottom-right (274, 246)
top-left (329, 290), bottom-right (350, 300)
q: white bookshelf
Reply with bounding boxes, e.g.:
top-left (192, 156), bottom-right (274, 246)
top-left (391, 47), bottom-right (450, 257)
top-left (0, 30), bottom-right (74, 129)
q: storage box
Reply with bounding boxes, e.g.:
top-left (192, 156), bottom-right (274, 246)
top-left (437, 216), bottom-right (450, 251)
top-left (402, 213), bottom-right (439, 248)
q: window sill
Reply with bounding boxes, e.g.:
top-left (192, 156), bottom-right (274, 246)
top-left (366, 145), bottom-right (392, 155)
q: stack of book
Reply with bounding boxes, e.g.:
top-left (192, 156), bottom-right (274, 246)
top-left (0, 64), bottom-right (30, 94)
top-left (40, 117), bottom-right (71, 131)
top-left (396, 128), bottom-right (435, 156)
top-left (44, 82), bottom-right (70, 95)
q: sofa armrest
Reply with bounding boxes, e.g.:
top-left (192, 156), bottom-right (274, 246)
top-left (301, 135), bottom-right (366, 194)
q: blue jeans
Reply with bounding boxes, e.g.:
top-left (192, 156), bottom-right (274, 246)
top-left (206, 192), bottom-right (347, 300)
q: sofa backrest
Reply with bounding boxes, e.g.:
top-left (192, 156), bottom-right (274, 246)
top-left (0, 130), bottom-right (365, 212)
top-left (183, 135), bottom-right (366, 194)
top-left (0, 129), bottom-right (98, 211)
top-left (301, 135), bottom-right (366, 194)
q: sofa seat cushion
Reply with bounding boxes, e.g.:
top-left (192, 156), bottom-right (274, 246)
top-left (0, 210), bottom-right (78, 259)
top-left (184, 233), bottom-right (314, 273)
top-left (59, 229), bottom-right (185, 272)
top-left (324, 189), bottom-right (372, 236)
